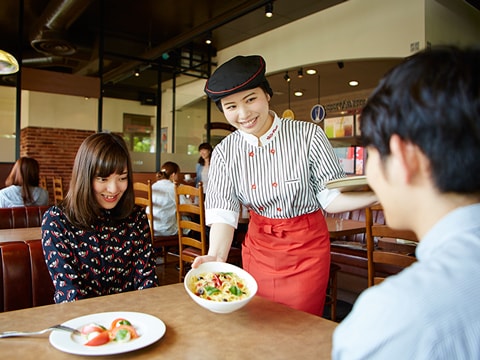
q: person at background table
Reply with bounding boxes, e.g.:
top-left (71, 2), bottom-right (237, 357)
top-left (195, 142), bottom-right (212, 193)
top-left (41, 132), bottom-right (158, 303)
top-left (333, 46), bottom-right (480, 359)
top-left (150, 161), bottom-right (182, 236)
top-left (0, 157), bottom-right (48, 207)
top-left (193, 55), bottom-right (377, 316)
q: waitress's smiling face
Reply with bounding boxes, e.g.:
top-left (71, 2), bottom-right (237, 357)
top-left (221, 87), bottom-right (273, 138)
top-left (93, 169), bottom-right (128, 209)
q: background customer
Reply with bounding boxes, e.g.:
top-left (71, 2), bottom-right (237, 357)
top-left (0, 157), bottom-right (48, 207)
top-left (151, 161), bottom-right (181, 236)
top-left (195, 142), bottom-right (212, 193)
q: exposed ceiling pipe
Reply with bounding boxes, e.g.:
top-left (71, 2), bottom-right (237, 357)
top-left (29, 0), bottom-right (94, 56)
top-left (22, 56), bottom-right (64, 65)
top-left (102, 0), bottom-right (271, 84)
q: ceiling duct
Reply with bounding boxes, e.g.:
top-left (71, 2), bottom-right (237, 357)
top-left (29, 0), bottom-right (94, 56)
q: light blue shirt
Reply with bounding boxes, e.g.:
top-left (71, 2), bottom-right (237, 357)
top-left (149, 179), bottom-right (177, 236)
top-left (0, 185), bottom-right (49, 207)
top-left (333, 203), bottom-right (480, 360)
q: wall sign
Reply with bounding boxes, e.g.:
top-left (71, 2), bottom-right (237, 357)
top-left (311, 104), bottom-right (325, 123)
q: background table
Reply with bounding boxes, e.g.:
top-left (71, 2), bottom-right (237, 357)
top-left (0, 227), bottom-right (42, 243)
top-left (0, 283), bottom-right (337, 359)
top-left (325, 218), bottom-right (365, 238)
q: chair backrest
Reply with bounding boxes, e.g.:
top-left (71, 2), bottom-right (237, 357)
top-left (133, 180), bottom-right (154, 240)
top-left (39, 176), bottom-right (47, 191)
top-left (52, 177), bottom-right (63, 205)
top-left (174, 182), bottom-right (207, 281)
top-left (366, 204), bottom-right (418, 287)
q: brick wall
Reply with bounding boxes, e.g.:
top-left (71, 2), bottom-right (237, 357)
top-left (20, 127), bottom-right (94, 205)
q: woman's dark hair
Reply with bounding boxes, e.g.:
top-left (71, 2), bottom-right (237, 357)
top-left (197, 143), bottom-right (213, 166)
top-left (63, 132), bottom-right (135, 229)
top-left (360, 46), bottom-right (480, 194)
top-left (157, 161), bottom-right (180, 180)
top-left (5, 157), bottom-right (41, 205)
top-left (215, 83), bottom-right (272, 112)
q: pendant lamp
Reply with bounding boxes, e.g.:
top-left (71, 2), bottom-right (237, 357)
top-left (0, 50), bottom-right (19, 75)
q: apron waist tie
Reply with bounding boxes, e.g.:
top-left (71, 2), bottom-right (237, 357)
top-left (260, 224), bottom-right (284, 237)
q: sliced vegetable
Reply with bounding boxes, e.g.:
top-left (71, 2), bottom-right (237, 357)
top-left (111, 325), bottom-right (138, 343)
top-left (80, 318), bottom-right (139, 347)
top-left (81, 323), bottom-right (107, 335)
top-left (110, 318), bottom-right (132, 330)
top-left (84, 330), bottom-right (111, 346)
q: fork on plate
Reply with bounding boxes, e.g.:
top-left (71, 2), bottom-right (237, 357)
top-left (0, 324), bottom-right (80, 338)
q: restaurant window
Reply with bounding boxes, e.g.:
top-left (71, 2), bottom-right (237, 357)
top-left (123, 114), bottom-right (154, 153)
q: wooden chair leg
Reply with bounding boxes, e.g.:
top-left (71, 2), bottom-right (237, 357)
top-left (325, 263), bottom-right (341, 322)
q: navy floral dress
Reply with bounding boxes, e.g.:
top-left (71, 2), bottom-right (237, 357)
top-left (41, 205), bottom-right (159, 303)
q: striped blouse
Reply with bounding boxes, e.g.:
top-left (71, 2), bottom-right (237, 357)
top-left (205, 112), bottom-right (345, 227)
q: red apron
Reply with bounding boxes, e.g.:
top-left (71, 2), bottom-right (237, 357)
top-left (242, 210), bottom-right (330, 316)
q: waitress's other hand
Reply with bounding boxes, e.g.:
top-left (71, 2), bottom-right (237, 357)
top-left (191, 255), bottom-right (223, 268)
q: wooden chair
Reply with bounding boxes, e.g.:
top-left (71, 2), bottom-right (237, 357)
top-left (366, 204), bottom-right (418, 287)
top-left (52, 177), bottom-right (63, 205)
top-left (174, 182), bottom-right (208, 282)
top-left (324, 263), bottom-right (341, 322)
top-left (174, 182), bottom-right (243, 282)
top-left (39, 176), bottom-right (47, 191)
top-left (133, 180), bottom-right (179, 266)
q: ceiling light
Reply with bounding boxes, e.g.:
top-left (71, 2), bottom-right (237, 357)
top-left (265, 2), bottom-right (273, 18)
top-left (294, 90), bottom-right (303, 97)
top-left (205, 31), bottom-right (213, 45)
top-left (134, 68), bottom-right (140, 77)
top-left (283, 72), bottom-right (290, 82)
top-left (297, 68), bottom-right (303, 78)
top-left (349, 80), bottom-right (359, 87)
top-left (0, 50), bottom-right (19, 75)
top-left (306, 69), bottom-right (317, 75)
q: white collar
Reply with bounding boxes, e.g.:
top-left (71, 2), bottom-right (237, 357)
top-left (238, 111), bottom-right (280, 146)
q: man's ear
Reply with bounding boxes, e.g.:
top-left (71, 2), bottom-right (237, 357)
top-left (390, 134), bottom-right (418, 183)
top-left (389, 134), bottom-right (420, 184)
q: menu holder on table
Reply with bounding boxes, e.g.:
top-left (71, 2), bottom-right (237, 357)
top-left (326, 175), bottom-right (370, 192)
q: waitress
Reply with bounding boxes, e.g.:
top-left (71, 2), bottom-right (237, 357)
top-left (192, 55), bottom-right (377, 316)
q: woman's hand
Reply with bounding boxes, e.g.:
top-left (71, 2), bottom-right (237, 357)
top-left (192, 255), bottom-right (222, 268)
top-left (191, 223), bottom-right (236, 268)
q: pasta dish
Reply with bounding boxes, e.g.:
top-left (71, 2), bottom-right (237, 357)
top-left (189, 272), bottom-right (250, 302)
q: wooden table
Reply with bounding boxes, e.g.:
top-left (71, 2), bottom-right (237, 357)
top-left (0, 227), bottom-right (42, 243)
top-left (0, 283), bottom-right (336, 359)
top-left (325, 218), bottom-right (365, 238)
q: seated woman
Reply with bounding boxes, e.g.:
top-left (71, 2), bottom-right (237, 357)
top-left (0, 157), bottom-right (48, 207)
top-left (41, 132), bottom-right (159, 303)
top-left (150, 161), bottom-right (182, 236)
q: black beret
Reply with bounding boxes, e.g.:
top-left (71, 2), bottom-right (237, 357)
top-left (204, 55), bottom-right (273, 104)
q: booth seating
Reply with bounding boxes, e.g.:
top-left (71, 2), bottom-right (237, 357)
top-left (0, 239), bottom-right (55, 312)
top-left (0, 206), bottom-right (49, 229)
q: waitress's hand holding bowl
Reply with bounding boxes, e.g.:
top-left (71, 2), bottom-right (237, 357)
top-left (184, 262), bottom-right (258, 314)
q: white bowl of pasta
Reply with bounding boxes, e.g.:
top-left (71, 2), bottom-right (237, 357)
top-left (184, 262), bottom-right (258, 314)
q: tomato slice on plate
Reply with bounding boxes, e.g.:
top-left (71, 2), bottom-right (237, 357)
top-left (84, 330), bottom-right (111, 346)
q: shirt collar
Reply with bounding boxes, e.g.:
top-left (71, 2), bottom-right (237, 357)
top-left (238, 111), bottom-right (281, 147)
top-left (416, 203), bottom-right (480, 260)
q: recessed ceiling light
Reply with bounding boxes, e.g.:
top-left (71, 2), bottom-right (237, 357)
top-left (294, 90), bottom-right (303, 97)
top-left (306, 69), bottom-right (317, 75)
top-left (349, 80), bottom-right (359, 87)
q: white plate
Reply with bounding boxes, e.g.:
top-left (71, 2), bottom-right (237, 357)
top-left (49, 311), bottom-right (166, 356)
